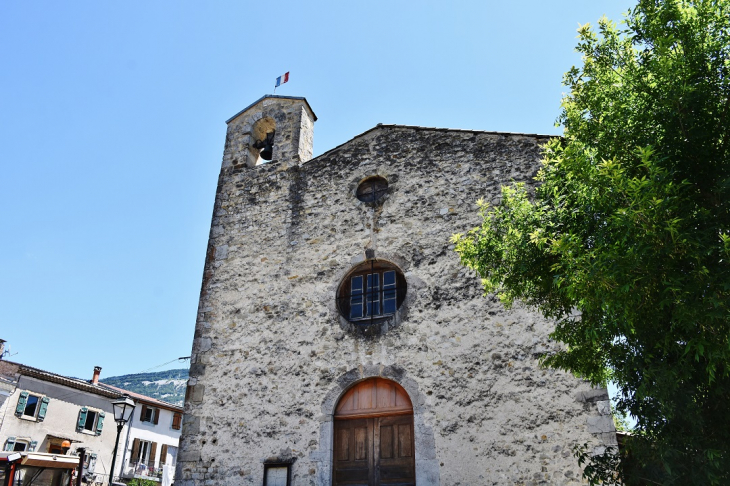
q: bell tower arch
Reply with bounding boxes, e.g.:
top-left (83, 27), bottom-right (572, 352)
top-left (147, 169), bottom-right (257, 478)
top-left (222, 95), bottom-right (316, 168)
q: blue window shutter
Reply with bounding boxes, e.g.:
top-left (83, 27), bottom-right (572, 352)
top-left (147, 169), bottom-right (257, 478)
top-left (15, 391), bottom-right (28, 416)
top-left (95, 411), bottom-right (105, 435)
top-left (4, 437), bottom-right (16, 451)
top-left (37, 396), bottom-right (50, 422)
top-left (29, 440), bottom-right (37, 452)
top-left (77, 407), bottom-right (88, 432)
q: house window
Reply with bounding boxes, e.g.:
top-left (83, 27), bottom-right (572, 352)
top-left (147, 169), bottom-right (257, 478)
top-left (15, 391), bottom-right (50, 421)
top-left (171, 412), bottom-right (182, 430)
top-left (131, 438), bottom-right (157, 471)
top-left (13, 440), bottom-right (28, 452)
top-left (84, 411), bottom-right (98, 432)
top-left (77, 407), bottom-right (105, 435)
top-left (337, 260), bottom-right (407, 323)
top-left (138, 440), bottom-right (152, 463)
top-left (23, 395), bottom-right (39, 417)
top-left (4, 438), bottom-right (30, 452)
top-left (81, 452), bottom-right (98, 477)
top-left (140, 404), bottom-right (160, 424)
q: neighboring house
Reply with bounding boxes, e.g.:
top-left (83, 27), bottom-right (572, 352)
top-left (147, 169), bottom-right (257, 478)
top-left (0, 355), bottom-right (183, 485)
top-left (0, 374), bottom-right (18, 435)
top-left (0, 362), bottom-right (122, 485)
top-left (102, 384), bottom-right (182, 483)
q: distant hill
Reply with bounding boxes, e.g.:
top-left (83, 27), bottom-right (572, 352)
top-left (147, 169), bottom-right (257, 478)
top-left (103, 368), bottom-right (188, 406)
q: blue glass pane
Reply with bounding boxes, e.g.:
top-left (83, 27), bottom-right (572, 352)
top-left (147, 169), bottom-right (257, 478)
top-left (350, 295), bottom-right (363, 319)
top-left (383, 270), bottom-right (396, 287)
top-left (366, 300), bottom-right (380, 316)
top-left (383, 298), bottom-right (396, 314)
top-left (366, 273), bottom-right (380, 292)
top-left (350, 276), bottom-right (364, 319)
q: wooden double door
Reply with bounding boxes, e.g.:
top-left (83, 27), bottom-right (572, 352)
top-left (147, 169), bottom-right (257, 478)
top-left (333, 414), bottom-right (416, 486)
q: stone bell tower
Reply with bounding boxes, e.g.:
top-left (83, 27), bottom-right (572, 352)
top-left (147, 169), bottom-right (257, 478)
top-left (222, 95), bottom-right (316, 168)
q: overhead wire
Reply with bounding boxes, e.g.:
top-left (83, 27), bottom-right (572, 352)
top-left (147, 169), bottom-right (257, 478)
top-left (134, 357), bottom-right (189, 375)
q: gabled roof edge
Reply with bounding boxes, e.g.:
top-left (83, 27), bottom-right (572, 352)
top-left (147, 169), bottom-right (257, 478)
top-left (4, 359), bottom-right (184, 408)
top-left (308, 123), bottom-right (556, 164)
top-left (225, 95), bottom-right (318, 124)
top-left (18, 364), bottom-right (121, 399)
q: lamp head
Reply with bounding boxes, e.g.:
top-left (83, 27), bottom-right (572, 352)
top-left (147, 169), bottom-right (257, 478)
top-left (111, 395), bottom-right (136, 424)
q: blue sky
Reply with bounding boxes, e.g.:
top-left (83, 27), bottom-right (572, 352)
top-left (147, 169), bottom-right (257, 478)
top-left (1, 1), bottom-right (634, 380)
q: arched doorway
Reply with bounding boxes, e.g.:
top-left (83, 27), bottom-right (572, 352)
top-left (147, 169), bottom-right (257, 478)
top-left (333, 378), bottom-right (415, 486)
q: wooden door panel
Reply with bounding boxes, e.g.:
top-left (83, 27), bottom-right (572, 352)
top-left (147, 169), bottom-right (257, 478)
top-left (377, 416), bottom-right (415, 485)
top-left (380, 465), bottom-right (416, 481)
top-left (335, 468), bottom-right (371, 485)
top-left (380, 425), bottom-right (394, 459)
top-left (397, 424), bottom-right (412, 458)
top-left (337, 428), bottom-right (350, 461)
top-left (354, 426), bottom-right (368, 460)
top-left (334, 418), bottom-right (372, 485)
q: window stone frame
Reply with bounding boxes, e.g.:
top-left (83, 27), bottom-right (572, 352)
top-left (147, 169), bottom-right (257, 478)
top-left (330, 253), bottom-right (418, 337)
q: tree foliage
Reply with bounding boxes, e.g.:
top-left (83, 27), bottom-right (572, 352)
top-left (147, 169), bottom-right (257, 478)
top-left (453, 0), bottom-right (730, 483)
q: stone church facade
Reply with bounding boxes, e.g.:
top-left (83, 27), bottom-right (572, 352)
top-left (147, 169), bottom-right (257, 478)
top-left (175, 95), bottom-right (616, 486)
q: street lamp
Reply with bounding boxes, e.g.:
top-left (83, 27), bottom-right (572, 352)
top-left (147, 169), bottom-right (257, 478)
top-left (109, 395), bottom-right (135, 485)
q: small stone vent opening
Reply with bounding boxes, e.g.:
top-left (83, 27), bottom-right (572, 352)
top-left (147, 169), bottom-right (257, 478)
top-left (336, 259), bottom-right (407, 327)
top-left (356, 176), bottom-right (388, 204)
top-left (251, 116), bottom-right (276, 165)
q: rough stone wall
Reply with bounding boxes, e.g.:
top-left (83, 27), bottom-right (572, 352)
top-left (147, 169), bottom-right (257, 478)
top-left (177, 123), bottom-right (616, 486)
top-left (224, 97), bottom-right (315, 168)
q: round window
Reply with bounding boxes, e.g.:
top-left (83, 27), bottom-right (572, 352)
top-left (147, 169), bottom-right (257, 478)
top-left (337, 260), bottom-right (407, 324)
top-left (356, 176), bottom-right (388, 203)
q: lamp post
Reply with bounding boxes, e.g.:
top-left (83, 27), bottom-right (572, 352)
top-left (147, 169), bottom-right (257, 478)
top-left (109, 395), bottom-right (135, 486)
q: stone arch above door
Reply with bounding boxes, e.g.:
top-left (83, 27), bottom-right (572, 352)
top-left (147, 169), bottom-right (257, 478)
top-left (309, 365), bottom-right (439, 486)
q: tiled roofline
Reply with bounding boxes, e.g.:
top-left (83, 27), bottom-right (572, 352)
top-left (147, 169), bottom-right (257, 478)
top-left (14, 362), bottom-right (121, 399)
top-left (5, 360), bottom-right (183, 408)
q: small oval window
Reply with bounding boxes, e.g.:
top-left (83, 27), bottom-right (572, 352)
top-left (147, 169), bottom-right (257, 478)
top-left (356, 176), bottom-right (388, 203)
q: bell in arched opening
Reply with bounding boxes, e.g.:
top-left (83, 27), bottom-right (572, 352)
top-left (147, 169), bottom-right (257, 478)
top-left (254, 130), bottom-right (275, 161)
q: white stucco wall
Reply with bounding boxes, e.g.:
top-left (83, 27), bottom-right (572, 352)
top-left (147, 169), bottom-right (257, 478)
top-left (120, 402), bottom-right (182, 478)
top-left (0, 376), bottom-right (127, 482)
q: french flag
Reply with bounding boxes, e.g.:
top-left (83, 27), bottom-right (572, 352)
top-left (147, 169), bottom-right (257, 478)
top-left (275, 72), bottom-right (290, 87)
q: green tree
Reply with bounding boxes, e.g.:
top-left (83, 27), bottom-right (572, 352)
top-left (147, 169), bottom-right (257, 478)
top-left (127, 479), bottom-right (158, 486)
top-left (453, 0), bottom-right (730, 483)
